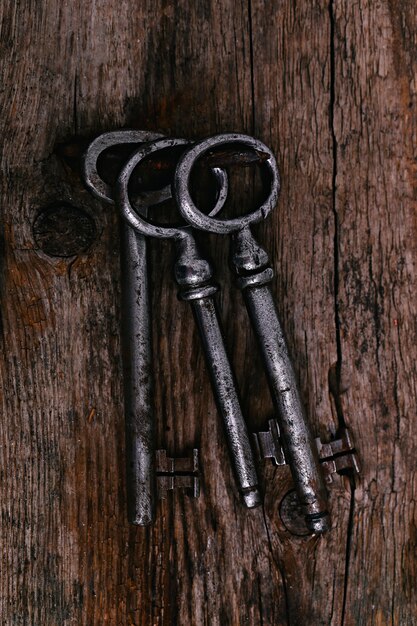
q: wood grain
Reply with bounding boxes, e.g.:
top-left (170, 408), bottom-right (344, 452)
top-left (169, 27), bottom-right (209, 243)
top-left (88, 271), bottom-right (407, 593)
top-left (333, 2), bottom-right (417, 624)
top-left (0, 1), bottom-right (416, 624)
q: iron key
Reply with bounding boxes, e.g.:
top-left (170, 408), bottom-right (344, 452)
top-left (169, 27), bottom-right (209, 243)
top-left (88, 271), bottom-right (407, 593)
top-left (174, 133), bottom-right (330, 533)
top-left (117, 137), bottom-right (261, 508)
top-left (83, 130), bottom-right (169, 525)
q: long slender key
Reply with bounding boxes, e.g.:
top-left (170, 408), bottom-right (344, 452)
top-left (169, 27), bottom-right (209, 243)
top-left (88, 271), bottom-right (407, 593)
top-left (116, 137), bottom-right (261, 508)
top-left (174, 133), bottom-right (331, 533)
top-left (83, 130), bottom-right (169, 525)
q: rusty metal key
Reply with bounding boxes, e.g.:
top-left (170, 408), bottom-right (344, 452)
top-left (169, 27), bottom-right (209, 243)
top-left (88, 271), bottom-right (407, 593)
top-left (175, 133), bottom-right (331, 534)
top-left (117, 137), bottom-right (262, 509)
top-left (83, 130), bottom-right (170, 525)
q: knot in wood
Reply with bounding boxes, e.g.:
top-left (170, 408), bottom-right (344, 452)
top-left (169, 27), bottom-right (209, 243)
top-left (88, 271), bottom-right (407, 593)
top-left (33, 203), bottom-right (97, 257)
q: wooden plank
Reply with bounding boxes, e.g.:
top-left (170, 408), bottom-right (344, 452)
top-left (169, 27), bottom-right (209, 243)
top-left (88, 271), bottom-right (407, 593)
top-left (333, 2), bottom-right (417, 624)
top-left (1, 0), bottom-right (416, 624)
top-left (1, 2), bottom-right (284, 624)
top-left (249, 2), bottom-right (352, 623)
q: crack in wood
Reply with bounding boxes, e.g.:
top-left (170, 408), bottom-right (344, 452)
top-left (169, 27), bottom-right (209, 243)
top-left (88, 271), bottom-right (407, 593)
top-left (328, 2), bottom-right (356, 624)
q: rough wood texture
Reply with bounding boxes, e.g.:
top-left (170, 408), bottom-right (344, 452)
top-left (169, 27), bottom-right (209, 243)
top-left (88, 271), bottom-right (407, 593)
top-left (0, 1), bottom-right (416, 624)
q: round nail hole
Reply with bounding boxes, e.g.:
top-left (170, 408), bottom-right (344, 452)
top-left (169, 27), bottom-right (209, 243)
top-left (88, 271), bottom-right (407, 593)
top-left (33, 203), bottom-right (97, 258)
top-left (279, 489), bottom-right (311, 536)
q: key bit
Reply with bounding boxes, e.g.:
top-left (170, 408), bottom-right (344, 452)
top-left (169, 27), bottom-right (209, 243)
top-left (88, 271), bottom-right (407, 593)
top-left (156, 449), bottom-right (200, 499)
top-left (316, 429), bottom-right (360, 483)
top-left (252, 419), bottom-right (286, 466)
top-left (254, 420), bottom-right (360, 483)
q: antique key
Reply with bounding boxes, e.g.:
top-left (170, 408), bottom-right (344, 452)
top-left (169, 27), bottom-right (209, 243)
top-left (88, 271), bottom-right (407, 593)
top-left (175, 133), bottom-right (330, 533)
top-left (83, 130), bottom-right (170, 525)
top-left (84, 131), bottom-right (229, 524)
top-left (116, 137), bottom-right (262, 509)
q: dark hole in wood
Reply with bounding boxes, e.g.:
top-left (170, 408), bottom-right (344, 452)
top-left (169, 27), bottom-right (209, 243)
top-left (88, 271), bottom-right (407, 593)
top-left (33, 203), bottom-right (97, 258)
top-left (279, 489), bottom-right (311, 537)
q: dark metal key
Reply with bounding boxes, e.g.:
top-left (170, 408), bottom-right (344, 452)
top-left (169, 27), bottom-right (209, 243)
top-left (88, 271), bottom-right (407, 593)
top-left (83, 130), bottom-right (169, 525)
top-left (117, 137), bottom-right (261, 509)
top-left (174, 133), bottom-right (331, 533)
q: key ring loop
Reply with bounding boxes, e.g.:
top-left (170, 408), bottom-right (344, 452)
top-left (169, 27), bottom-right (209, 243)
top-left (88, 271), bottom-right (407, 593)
top-left (117, 137), bottom-right (229, 240)
top-left (174, 133), bottom-right (280, 234)
top-left (83, 130), bottom-right (172, 206)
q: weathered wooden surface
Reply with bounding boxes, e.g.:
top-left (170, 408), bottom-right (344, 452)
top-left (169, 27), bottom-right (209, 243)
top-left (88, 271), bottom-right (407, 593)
top-left (0, 1), bottom-right (416, 624)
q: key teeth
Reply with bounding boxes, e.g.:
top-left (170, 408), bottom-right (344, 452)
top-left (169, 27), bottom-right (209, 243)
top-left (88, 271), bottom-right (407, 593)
top-left (156, 449), bottom-right (200, 499)
top-left (157, 475), bottom-right (200, 499)
top-left (254, 421), bottom-right (360, 482)
top-left (317, 427), bottom-right (360, 482)
top-left (252, 418), bottom-right (286, 466)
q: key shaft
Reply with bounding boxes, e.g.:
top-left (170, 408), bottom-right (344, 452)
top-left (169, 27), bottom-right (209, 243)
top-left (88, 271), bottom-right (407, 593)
top-left (121, 223), bottom-right (155, 525)
top-left (176, 236), bottom-right (261, 506)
